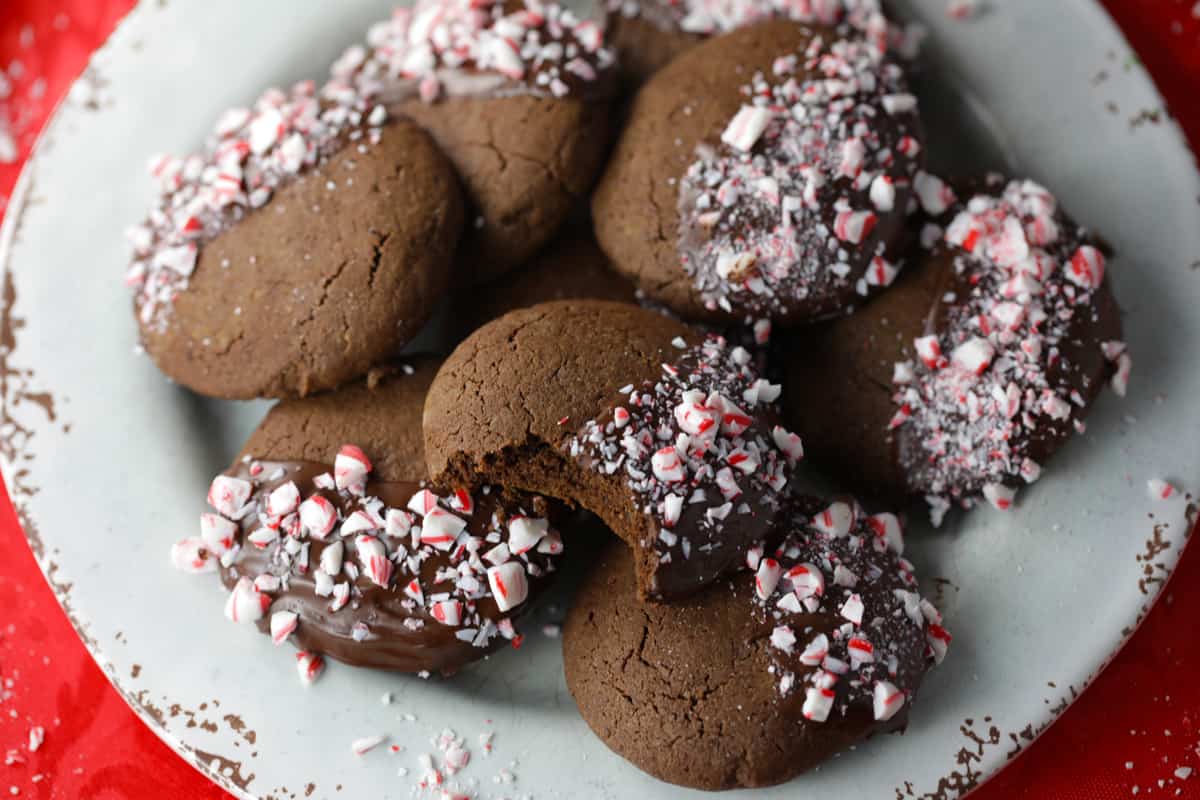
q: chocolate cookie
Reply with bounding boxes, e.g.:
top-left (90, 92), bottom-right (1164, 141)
top-left (592, 20), bottom-right (923, 325)
top-left (127, 82), bottom-right (464, 399)
top-left (562, 496), bottom-right (947, 790)
top-left (171, 358), bottom-right (567, 676)
top-left (457, 228), bottom-right (638, 336)
top-left (605, 0), bottom-right (898, 87)
top-left (424, 300), bottom-right (804, 600)
top-left (329, 0), bottom-right (617, 285)
top-left (779, 176), bottom-right (1127, 520)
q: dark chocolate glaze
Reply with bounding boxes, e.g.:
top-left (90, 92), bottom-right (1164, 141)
top-left (217, 459), bottom-right (559, 675)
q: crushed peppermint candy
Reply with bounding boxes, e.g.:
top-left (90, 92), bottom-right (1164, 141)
top-left (755, 497), bottom-right (945, 723)
top-left (178, 446), bottom-right (564, 675)
top-left (890, 177), bottom-right (1126, 518)
top-left (329, 0), bottom-right (615, 106)
top-left (568, 335), bottom-right (797, 593)
top-left (675, 27), bottom-right (921, 319)
top-left (126, 80), bottom-right (388, 331)
top-left (607, 0), bottom-right (924, 58)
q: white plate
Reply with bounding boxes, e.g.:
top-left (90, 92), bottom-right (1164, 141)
top-left (2, 1), bottom-right (1197, 797)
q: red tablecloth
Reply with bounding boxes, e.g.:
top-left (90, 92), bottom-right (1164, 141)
top-left (0, 2), bottom-right (1197, 797)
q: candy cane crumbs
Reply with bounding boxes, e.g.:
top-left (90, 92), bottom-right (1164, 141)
top-left (888, 178), bottom-right (1129, 520)
top-left (172, 445), bottom-right (564, 682)
top-left (125, 80), bottom-right (388, 332)
top-left (328, 0), bottom-right (615, 105)
top-left (607, 0), bottom-right (923, 56)
top-left (675, 26), bottom-right (922, 318)
top-left (569, 335), bottom-right (798, 572)
top-left (754, 498), bottom-right (946, 722)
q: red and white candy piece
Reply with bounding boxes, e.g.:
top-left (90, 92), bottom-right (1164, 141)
top-left (914, 335), bottom-right (943, 369)
top-left (914, 172), bottom-right (956, 216)
top-left (385, 508), bottom-right (414, 538)
top-left (840, 593), bottom-right (865, 625)
top-left (486, 562), bottom-right (529, 612)
top-left (421, 507), bottom-right (468, 551)
top-left (407, 488), bottom-right (440, 516)
top-left (873, 681), bottom-right (906, 721)
top-left (299, 495), bottom-right (337, 539)
top-left (508, 516), bottom-right (549, 555)
top-left (950, 337), bottom-right (994, 376)
top-left (320, 539), bottom-right (344, 575)
top-left (270, 610), bottom-right (299, 645)
top-left (769, 625), bottom-right (796, 653)
top-left (982, 482), bottom-right (1015, 511)
top-left (357, 535), bottom-right (393, 588)
top-left (799, 633), bottom-right (829, 666)
top-left (786, 563), bottom-right (825, 600)
top-left (207, 475), bottom-right (251, 518)
top-left (296, 650), bottom-right (324, 685)
top-left (403, 578), bottom-right (424, 605)
top-left (927, 624), bottom-right (952, 664)
top-left (772, 426), bottom-right (804, 463)
top-left (334, 444), bottom-right (372, 493)
top-left (351, 735), bottom-right (386, 757)
top-left (266, 481), bottom-right (300, 517)
top-left (199, 512), bottom-right (237, 554)
top-left (651, 447), bottom-right (685, 483)
top-left (833, 209), bottom-right (877, 245)
top-left (812, 501), bottom-right (855, 538)
top-left (170, 538), bottom-right (216, 574)
top-left (1147, 478), bottom-right (1177, 501)
top-left (430, 599), bottom-right (463, 627)
top-left (847, 637), bottom-right (875, 668)
top-left (870, 174), bottom-right (895, 212)
top-left (754, 558), bottom-right (782, 600)
top-left (865, 513), bottom-right (904, 555)
top-left (342, 508), bottom-right (384, 536)
top-left (802, 685), bottom-right (835, 722)
top-left (1065, 245), bottom-right (1105, 289)
top-left (224, 576), bottom-right (270, 623)
top-left (721, 105), bottom-right (772, 153)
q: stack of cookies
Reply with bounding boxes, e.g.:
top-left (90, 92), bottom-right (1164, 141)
top-left (155, 0), bottom-right (1128, 790)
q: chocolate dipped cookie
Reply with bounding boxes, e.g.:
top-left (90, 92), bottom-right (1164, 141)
top-left (329, 0), bottom-right (617, 285)
top-left (562, 495), bottom-right (947, 790)
top-left (592, 19), bottom-right (923, 325)
top-left (424, 300), bottom-right (805, 600)
top-left (779, 175), bottom-right (1128, 519)
top-left (127, 82), bottom-right (464, 400)
top-left (171, 358), bottom-right (567, 676)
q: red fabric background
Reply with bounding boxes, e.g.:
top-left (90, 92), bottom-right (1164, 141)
top-left (0, 1), bottom-right (1197, 797)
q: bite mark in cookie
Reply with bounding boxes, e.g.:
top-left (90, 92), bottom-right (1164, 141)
top-left (424, 300), bottom-right (802, 599)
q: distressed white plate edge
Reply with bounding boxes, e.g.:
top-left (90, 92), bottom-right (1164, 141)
top-left (0, 0), bottom-right (1196, 798)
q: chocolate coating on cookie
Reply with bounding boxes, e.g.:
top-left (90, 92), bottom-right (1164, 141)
top-left (176, 360), bottom-right (565, 675)
top-left (129, 83), bottom-right (464, 399)
top-left (562, 496), bottom-right (943, 790)
top-left (593, 20), bottom-right (922, 324)
top-left (329, 0), bottom-right (618, 284)
top-left (780, 176), bottom-right (1125, 517)
top-left (424, 300), bottom-right (802, 599)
